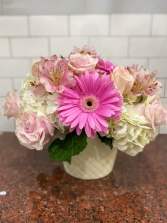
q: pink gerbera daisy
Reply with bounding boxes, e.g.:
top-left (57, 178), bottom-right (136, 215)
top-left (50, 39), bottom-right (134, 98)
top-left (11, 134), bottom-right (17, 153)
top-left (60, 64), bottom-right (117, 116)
top-left (57, 72), bottom-right (123, 138)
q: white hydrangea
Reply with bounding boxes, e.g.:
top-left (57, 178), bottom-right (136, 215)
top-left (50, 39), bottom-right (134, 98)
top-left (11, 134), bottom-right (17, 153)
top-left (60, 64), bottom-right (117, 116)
top-left (106, 105), bottom-right (158, 156)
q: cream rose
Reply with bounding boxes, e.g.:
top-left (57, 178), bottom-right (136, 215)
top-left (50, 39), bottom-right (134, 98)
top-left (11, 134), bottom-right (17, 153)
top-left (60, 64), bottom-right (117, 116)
top-left (68, 53), bottom-right (98, 74)
top-left (111, 65), bottom-right (134, 95)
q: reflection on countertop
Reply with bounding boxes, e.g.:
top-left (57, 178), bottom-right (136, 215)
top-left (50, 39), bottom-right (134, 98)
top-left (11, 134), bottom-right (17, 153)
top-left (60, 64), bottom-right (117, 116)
top-left (0, 132), bottom-right (167, 222)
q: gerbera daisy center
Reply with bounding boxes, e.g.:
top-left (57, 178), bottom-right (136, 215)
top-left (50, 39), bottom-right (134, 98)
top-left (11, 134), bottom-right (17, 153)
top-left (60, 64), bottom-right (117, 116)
top-left (87, 101), bottom-right (93, 107)
top-left (80, 95), bottom-right (99, 113)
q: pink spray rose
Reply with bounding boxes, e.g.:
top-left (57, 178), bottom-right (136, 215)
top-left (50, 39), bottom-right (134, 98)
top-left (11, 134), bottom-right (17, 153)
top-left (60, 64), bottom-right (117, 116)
top-left (136, 95), bottom-right (167, 130)
top-left (16, 112), bottom-right (55, 150)
top-left (3, 91), bottom-right (20, 119)
top-left (32, 55), bottom-right (76, 93)
top-left (128, 65), bottom-right (162, 96)
top-left (96, 57), bottom-right (116, 75)
top-left (111, 65), bottom-right (134, 95)
top-left (68, 46), bottom-right (98, 74)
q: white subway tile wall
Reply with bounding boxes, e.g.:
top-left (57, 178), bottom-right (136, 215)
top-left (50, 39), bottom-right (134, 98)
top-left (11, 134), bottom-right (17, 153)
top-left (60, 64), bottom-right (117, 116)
top-left (130, 38), bottom-right (167, 57)
top-left (152, 14), bottom-right (167, 35)
top-left (11, 38), bottom-right (49, 57)
top-left (0, 14), bottom-right (166, 133)
top-left (70, 15), bottom-right (109, 36)
top-left (0, 38), bottom-right (10, 57)
top-left (0, 16), bottom-right (28, 36)
top-left (111, 14), bottom-right (151, 36)
top-left (29, 15), bottom-right (68, 36)
top-left (90, 37), bottom-right (128, 57)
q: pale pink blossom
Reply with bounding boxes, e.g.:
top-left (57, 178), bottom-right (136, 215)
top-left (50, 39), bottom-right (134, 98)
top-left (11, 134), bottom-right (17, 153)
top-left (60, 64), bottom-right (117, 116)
top-left (111, 65), bottom-right (134, 95)
top-left (128, 65), bottom-right (162, 96)
top-left (72, 45), bottom-right (96, 56)
top-left (96, 57), bottom-right (116, 75)
top-left (3, 91), bottom-right (20, 119)
top-left (136, 95), bottom-right (167, 130)
top-left (32, 56), bottom-right (76, 93)
top-left (16, 112), bottom-right (55, 150)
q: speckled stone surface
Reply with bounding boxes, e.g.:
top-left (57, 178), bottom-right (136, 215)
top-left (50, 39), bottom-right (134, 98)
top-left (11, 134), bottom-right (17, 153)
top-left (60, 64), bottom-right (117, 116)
top-left (0, 133), bottom-right (167, 223)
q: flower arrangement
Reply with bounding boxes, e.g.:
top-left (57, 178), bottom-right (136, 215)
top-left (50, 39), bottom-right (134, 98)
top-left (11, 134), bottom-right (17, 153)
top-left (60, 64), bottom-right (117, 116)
top-left (3, 45), bottom-right (167, 164)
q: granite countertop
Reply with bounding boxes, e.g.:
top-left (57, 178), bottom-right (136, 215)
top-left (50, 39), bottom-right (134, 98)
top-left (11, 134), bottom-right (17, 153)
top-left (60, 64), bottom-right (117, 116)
top-left (0, 133), bottom-right (167, 222)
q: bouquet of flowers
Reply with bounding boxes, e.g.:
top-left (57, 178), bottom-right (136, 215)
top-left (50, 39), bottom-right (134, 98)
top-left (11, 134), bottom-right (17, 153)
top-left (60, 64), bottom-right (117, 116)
top-left (3, 45), bottom-right (167, 165)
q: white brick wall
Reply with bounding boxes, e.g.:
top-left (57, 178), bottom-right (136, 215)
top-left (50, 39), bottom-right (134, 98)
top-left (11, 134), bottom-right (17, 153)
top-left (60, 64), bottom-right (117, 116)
top-left (0, 14), bottom-right (167, 133)
top-left (152, 14), bottom-right (167, 35)
top-left (29, 15), bottom-right (68, 36)
top-left (111, 14), bottom-right (151, 36)
top-left (0, 38), bottom-right (10, 57)
top-left (0, 16), bottom-right (28, 36)
top-left (70, 15), bottom-right (109, 35)
top-left (90, 37), bottom-right (128, 57)
top-left (0, 59), bottom-right (30, 77)
top-left (130, 38), bottom-right (167, 57)
top-left (11, 38), bottom-right (49, 57)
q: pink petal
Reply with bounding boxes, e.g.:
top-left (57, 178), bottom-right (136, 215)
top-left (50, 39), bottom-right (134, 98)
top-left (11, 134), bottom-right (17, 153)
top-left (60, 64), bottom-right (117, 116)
top-left (93, 113), bottom-right (108, 127)
top-left (75, 75), bottom-right (86, 94)
top-left (40, 77), bottom-right (57, 92)
top-left (79, 113), bottom-right (88, 129)
top-left (85, 122), bottom-right (91, 137)
top-left (96, 109), bottom-right (115, 118)
top-left (58, 104), bottom-right (75, 111)
top-left (61, 87), bottom-right (80, 99)
top-left (87, 114), bottom-right (95, 129)
top-left (101, 97), bottom-right (120, 105)
top-left (71, 113), bottom-right (82, 128)
top-left (76, 125), bottom-right (82, 135)
top-left (60, 70), bottom-right (76, 88)
top-left (65, 110), bottom-right (82, 122)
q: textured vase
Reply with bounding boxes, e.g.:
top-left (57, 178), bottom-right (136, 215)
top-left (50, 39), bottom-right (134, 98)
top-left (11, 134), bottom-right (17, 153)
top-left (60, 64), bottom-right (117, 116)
top-left (63, 136), bottom-right (117, 180)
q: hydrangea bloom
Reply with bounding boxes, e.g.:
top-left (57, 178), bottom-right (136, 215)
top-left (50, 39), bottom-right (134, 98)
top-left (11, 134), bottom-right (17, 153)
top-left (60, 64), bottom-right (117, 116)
top-left (57, 72), bottom-right (123, 138)
top-left (105, 105), bottom-right (158, 156)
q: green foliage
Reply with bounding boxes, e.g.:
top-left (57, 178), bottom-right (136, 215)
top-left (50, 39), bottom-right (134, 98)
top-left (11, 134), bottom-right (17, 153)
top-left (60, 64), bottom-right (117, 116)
top-left (48, 130), bottom-right (87, 164)
top-left (97, 133), bottom-right (113, 150)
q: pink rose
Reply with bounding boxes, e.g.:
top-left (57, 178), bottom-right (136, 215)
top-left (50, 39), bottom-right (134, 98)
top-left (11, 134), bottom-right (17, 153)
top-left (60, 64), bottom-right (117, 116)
top-left (3, 91), bottom-right (20, 119)
top-left (136, 96), bottom-right (167, 130)
top-left (16, 112), bottom-right (55, 150)
top-left (111, 66), bottom-right (134, 95)
top-left (68, 53), bottom-right (98, 74)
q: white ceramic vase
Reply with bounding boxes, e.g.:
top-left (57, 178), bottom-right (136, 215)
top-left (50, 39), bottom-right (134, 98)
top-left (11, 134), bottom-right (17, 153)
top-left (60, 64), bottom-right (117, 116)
top-left (63, 136), bottom-right (117, 180)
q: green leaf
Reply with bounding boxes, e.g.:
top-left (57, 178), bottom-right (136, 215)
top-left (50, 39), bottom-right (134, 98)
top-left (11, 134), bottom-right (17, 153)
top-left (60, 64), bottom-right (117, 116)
top-left (138, 95), bottom-right (144, 103)
top-left (97, 133), bottom-right (113, 150)
top-left (48, 130), bottom-right (87, 164)
top-left (60, 55), bottom-right (64, 59)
